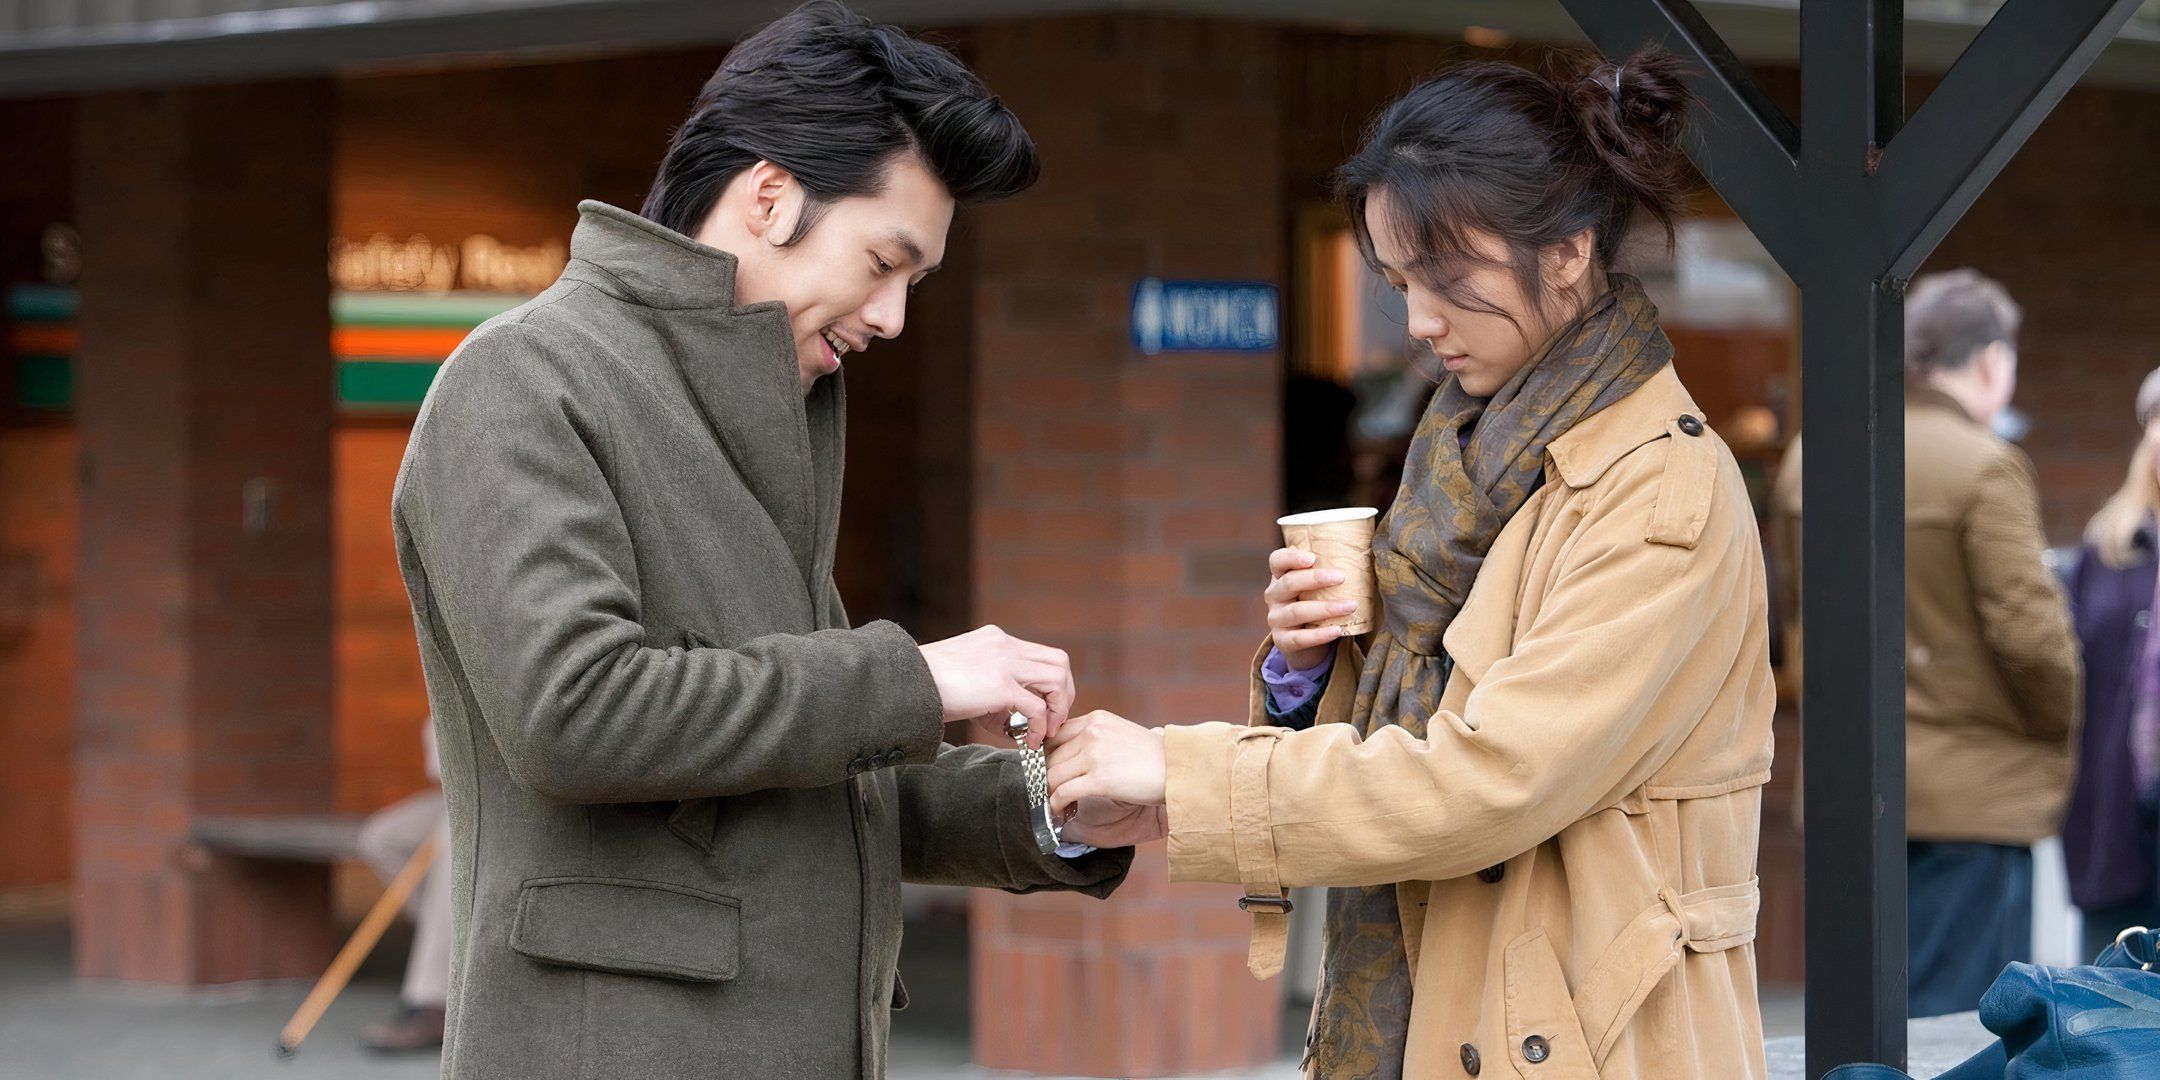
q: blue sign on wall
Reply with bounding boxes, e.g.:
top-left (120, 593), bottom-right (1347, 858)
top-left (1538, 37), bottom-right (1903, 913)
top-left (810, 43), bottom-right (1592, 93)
top-left (1130, 278), bottom-right (1279, 356)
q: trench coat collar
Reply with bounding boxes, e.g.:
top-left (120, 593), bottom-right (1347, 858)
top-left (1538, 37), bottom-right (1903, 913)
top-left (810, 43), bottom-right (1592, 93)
top-left (1547, 363), bottom-right (1702, 489)
top-left (562, 200), bottom-right (844, 594)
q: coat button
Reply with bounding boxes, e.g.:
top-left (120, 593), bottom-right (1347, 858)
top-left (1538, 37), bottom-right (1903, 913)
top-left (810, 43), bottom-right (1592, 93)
top-left (1523, 1034), bottom-right (1550, 1064)
top-left (1477, 864), bottom-right (1505, 884)
top-left (1676, 414), bottom-right (1704, 437)
top-left (1460, 1043), bottom-right (1481, 1075)
top-left (846, 757), bottom-right (867, 776)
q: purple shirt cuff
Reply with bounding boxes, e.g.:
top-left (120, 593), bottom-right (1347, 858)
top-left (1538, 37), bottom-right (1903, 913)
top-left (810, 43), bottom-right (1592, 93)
top-left (1263, 646), bottom-right (1335, 713)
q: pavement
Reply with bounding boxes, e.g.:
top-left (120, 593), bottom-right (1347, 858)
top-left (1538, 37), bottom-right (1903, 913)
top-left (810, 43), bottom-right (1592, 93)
top-left (0, 916), bottom-right (1303, 1080)
top-left (2, 912), bottom-right (1819, 1080)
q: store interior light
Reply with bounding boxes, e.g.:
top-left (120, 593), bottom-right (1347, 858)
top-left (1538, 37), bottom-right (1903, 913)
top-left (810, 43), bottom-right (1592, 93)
top-left (1463, 26), bottom-right (1512, 48)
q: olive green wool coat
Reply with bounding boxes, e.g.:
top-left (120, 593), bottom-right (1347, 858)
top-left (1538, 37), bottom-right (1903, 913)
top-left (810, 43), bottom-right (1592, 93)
top-left (393, 201), bottom-right (1131, 1080)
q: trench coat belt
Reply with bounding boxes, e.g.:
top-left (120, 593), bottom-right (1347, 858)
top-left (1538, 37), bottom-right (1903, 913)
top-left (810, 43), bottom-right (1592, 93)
top-left (1229, 726), bottom-right (1294, 978)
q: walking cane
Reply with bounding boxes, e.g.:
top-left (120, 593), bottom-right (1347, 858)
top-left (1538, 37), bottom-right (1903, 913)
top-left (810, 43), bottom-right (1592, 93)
top-left (274, 835), bottom-right (438, 1058)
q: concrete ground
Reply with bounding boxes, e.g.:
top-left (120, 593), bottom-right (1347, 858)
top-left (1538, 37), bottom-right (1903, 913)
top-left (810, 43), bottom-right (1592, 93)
top-left (0, 915), bottom-right (1300, 1080)
top-left (1, 915), bottom-right (1806, 1080)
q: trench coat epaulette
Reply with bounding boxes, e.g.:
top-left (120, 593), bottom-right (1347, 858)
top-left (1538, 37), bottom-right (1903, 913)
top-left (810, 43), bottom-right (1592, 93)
top-left (1646, 411), bottom-right (1720, 549)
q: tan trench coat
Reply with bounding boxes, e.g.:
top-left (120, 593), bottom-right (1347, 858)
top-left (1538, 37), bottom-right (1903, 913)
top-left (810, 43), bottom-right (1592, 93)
top-left (1165, 366), bottom-right (1775, 1079)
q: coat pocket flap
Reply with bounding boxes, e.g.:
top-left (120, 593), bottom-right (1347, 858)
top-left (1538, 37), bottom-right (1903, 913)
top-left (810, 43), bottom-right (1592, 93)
top-left (510, 876), bottom-right (741, 982)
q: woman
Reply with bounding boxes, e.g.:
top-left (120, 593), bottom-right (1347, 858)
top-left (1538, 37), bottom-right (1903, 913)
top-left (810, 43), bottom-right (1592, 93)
top-left (1048, 51), bottom-right (1774, 1078)
top-left (2064, 368), bottom-right (2160, 961)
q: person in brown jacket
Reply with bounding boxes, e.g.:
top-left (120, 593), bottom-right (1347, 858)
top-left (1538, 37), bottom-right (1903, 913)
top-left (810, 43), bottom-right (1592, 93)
top-left (1045, 52), bottom-right (1777, 1078)
top-left (1778, 268), bottom-right (2082, 1018)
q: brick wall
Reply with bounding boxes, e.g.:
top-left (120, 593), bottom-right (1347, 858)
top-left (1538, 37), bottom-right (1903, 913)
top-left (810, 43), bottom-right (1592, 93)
top-left (0, 426), bottom-right (76, 892)
top-left (966, 16), bottom-right (1287, 1075)
top-left (72, 80), bottom-right (338, 983)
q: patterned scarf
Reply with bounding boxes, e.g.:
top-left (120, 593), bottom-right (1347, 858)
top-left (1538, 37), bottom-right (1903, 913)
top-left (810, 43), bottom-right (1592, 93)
top-left (1306, 275), bottom-right (1673, 1077)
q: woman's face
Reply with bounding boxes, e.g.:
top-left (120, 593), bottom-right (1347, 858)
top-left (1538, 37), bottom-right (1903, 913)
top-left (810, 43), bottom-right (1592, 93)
top-left (1364, 191), bottom-right (1591, 398)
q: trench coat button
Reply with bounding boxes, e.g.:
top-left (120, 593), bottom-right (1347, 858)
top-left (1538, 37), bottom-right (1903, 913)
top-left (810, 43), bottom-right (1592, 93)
top-left (1460, 1042), bottom-right (1482, 1075)
top-left (1522, 1034), bottom-right (1550, 1064)
top-left (846, 756), bottom-right (868, 776)
top-left (1477, 863), bottom-right (1505, 884)
top-left (1676, 413), bottom-right (1705, 437)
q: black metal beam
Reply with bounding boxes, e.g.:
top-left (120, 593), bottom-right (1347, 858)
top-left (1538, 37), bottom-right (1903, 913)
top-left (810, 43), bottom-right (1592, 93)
top-left (1561, 0), bottom-right (1807, 278)
top-left (1794, 6), bottom-right (1913, 1075)
top-left (1875, 0), bottom-right (2143, 278)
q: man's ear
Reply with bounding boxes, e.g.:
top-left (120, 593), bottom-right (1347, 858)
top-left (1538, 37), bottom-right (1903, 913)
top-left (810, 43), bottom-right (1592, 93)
top-left (1548, 228), bottom-right (1597, 293)
top-left (743, 159), bottom-right (799, 244)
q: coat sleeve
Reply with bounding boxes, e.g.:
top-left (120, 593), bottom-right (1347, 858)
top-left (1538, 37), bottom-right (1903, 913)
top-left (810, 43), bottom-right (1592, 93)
top-left (395, 324), bottom-right (945, 803)
top-left (1163, 447), bottom-right (1758, 888)
top-left (894, 743), bottom-right (1133, 896)
top-left (1963, 449), bottom-right (2082, 742)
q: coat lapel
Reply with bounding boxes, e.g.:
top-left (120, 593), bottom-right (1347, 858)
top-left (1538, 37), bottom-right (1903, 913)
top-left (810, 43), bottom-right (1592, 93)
top-left (560, 201), bottom-right (843, 596)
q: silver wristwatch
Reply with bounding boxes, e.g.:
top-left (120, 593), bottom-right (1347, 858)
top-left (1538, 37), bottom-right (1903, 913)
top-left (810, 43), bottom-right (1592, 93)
top-left (1008, 712), bottom-right (1062, 855)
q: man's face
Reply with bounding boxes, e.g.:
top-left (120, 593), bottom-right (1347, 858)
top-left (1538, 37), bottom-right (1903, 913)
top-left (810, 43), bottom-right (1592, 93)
top-left (701, 154), bottom-right (953, 395)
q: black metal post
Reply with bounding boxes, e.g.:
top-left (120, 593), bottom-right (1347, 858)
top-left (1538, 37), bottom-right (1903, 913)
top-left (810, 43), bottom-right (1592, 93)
top-left (1558, 1), bottom-right (2141, 1076)
top-left (1798, 274), bottom-right (1910, 1077)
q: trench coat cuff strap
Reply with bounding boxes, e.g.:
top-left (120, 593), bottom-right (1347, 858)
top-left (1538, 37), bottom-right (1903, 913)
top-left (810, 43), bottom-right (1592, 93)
top-left (1229, 726), bottom-right (1291, 979)
top-left (1164, 722), bottom-right (1246, 884)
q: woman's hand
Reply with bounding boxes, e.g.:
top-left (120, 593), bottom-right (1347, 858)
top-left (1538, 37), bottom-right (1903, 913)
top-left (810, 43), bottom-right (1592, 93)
top-left (1266, 547), bottom-right (1355, 670)
top-left (1045, 710), bottom-right (1167, 815)
top-left (1058, 797), bottom-right (1168, 849)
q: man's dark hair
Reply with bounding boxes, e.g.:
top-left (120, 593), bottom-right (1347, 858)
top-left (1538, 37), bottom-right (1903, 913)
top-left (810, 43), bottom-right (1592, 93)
top-left (642, 1), bottom-right (1039, 239)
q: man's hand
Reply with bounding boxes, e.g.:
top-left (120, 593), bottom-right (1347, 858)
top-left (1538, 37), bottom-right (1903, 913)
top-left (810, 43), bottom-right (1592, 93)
top-left (919, 625), bottom-right (1074, 748)
top-left (1058, 797), bottom-right (1168, 849)
top-left (1045, 710), bottom-right (1167, 816)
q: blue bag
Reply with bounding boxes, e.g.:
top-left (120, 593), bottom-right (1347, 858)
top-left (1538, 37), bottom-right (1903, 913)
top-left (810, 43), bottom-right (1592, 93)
top-left (1824, 928), bottom-right (2160, 1079)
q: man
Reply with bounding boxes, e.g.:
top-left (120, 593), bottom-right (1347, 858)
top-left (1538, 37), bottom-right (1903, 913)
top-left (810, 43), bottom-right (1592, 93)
top-left (393, 5), bottom-right (1152, 1076)
top-left (1779, 268), bottom-right (2081, 1017)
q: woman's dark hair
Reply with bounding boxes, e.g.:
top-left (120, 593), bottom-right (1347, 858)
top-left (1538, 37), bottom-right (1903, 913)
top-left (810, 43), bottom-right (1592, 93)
top-left (1336, 48), bottom-right (1695, 326)
top-left (642, 0), bottom-right (1039, 239)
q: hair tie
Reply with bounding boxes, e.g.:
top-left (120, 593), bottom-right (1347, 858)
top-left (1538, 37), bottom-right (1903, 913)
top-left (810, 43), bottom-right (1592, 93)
top-left (1610, 63), bottom-right (1625, 101)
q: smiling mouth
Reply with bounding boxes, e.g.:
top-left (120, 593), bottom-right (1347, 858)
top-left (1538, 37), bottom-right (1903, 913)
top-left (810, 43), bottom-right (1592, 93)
top-left (822, 328), bottom-right (857, 363)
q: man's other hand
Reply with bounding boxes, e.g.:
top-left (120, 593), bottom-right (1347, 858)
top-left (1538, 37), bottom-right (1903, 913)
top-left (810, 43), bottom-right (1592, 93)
top-left (919, 625), bottom-right (1074, 748)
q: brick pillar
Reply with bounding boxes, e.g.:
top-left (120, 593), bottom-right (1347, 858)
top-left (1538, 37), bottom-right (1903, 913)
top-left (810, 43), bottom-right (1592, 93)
top-left (967, 18), bottom-right (1286, 1076)
top-left (71, 81), bottom-right (337, 984)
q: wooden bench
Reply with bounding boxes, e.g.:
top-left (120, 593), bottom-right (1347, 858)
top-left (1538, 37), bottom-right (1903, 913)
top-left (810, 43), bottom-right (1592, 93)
top-left (190, 815), bottom-right (370, 863)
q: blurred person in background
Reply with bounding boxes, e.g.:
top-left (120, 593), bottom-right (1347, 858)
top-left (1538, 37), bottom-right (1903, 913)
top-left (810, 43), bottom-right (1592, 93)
top-left (2063, 368), bottom-right (2160, 960)
top-left (354, 722), bottom-right (451, 1053)
top-left (1896, 270), bottom-right (2081, 1017)
top-left (1784, 269), bottom-right (2081, 1017)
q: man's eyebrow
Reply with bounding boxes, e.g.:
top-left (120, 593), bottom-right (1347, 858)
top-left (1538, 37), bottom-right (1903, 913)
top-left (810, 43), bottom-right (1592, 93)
top-left (882, 228), bottom-right (939, 274)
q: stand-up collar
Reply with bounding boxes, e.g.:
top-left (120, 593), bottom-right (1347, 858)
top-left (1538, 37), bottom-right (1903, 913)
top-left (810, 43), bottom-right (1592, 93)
top-left (565, 200), bottom-right (752, 311)
top-left (559, 201), bottom-right (843, 596)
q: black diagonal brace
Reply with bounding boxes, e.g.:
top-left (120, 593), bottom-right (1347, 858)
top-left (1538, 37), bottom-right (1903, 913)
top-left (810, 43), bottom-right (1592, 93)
top-left (1874, 0), bottom-right (2142, 278)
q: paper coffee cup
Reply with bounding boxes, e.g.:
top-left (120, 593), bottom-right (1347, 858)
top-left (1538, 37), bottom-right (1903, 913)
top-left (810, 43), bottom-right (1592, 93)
top-left (1277, 507), bottom-right (1379, 636)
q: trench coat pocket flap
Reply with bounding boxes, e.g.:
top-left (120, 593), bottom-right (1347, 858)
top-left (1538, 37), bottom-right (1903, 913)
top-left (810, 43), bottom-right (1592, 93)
top-left (511, 877), bottom-right (741, 982)
top-left (1502, 927), bottom-right (1601, 1078)
top-left (1573, 879), bottom-right (1760, 1063)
